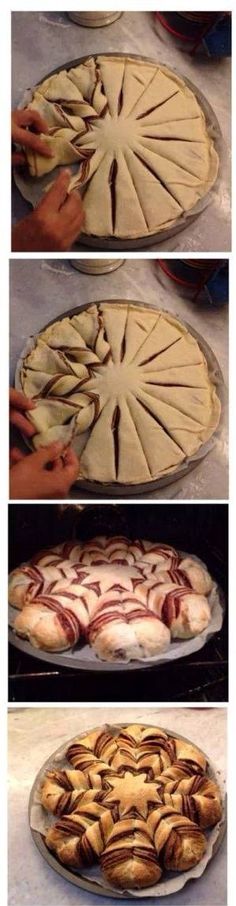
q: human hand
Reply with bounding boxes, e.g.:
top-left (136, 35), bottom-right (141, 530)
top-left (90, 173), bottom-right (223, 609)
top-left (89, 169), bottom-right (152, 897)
top-left (12, 109), bottom-right (53, 166)
top-left (12, 169), bottom-right (84, 251)
top-left (10, 388), bottom-right (36, 438)
top-left (10, 442), bottom-right (79, 499)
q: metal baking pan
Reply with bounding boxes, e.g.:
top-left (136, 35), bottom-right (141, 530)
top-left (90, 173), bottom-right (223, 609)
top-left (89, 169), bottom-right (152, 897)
top-left (29, 723), bottom-right (227, 899)
top-left (15, 300), bottom-right (226, 497)
top-left (13, 53), bottom-right (223, 251)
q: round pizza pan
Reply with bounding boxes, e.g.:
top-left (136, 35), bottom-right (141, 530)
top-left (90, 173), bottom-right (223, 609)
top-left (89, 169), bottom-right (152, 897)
top-left (28, 723), bottom-right (227, 899)
top-left (8, 551), bottom-right (225, 672)
top-left (13, 53), bottom-right (223, 251)
top-left (15, 299), bottom-right (226, 497)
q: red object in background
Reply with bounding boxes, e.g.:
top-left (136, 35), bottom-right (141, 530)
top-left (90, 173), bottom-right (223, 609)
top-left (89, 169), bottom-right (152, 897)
top-left (154, 12), bottom-right (225, 54)
top-left (157, 259), bottom-right (225, 305)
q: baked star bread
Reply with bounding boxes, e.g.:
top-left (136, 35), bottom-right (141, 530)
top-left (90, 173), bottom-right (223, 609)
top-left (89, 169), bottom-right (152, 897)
top-left (23, 55), bottom-right (219, 239)
top-left (10, 536), bottom-right (215, 659)
top-left (19, 303), bottom-right (221, 485)
top-left (39, 724), bottom-right (222, 891)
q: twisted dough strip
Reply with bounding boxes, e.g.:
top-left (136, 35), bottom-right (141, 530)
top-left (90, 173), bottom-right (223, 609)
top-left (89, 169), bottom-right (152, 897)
top-left (66, 724), bottom-right (205, 777)
top-left (46, 805), bottom-right (114, 868)
top-left (14, 583), bottom-right (100, 651)
top-left (8, 561), bottom-right (81, 609)
top-left (41, 765), bottom-right (115, 814)
top-left (87, 592), bottom-right (171, 660)
top-left (148, 584), bottom-right (211, 638)
top-left (148, 806), bottom-right (207, 870)
top-left (144, 562), bottom-right (212, 596)
top-left (101, 818), bottom-right (162, 889)
top-left (161, 774), bottom-right (221, 828)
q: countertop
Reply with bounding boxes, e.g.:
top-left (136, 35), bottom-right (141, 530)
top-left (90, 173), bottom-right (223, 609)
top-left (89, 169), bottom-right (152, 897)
top-left (8, 706), bottom-right (227, 906)
top-left (10, 257), bottom-right (228, 500)
top-left (11, 11), bottom-right (231, 251)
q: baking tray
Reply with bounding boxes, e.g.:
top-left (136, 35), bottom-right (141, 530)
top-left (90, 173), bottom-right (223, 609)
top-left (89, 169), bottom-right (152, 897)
top-left (13, 53), bottom-right (223, 251)
top-left (15, 300), bottom-right (226, 497)
top-left (8, 551), bottom-right (225, 673)
top-left (29, 722), bottom-right (227, 899)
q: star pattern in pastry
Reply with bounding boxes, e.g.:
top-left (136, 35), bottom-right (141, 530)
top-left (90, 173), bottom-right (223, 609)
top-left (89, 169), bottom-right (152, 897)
top-left (23, 56), bottom-right (219, 239)
top-left (75, 562), bottom-right (147, 594)
top-left (40, 724), bottom-right (222, 891)
top-left (11, 537), bottom-right (212, 657)
top-left (101, 771), bottom-right (162, 818)
top-left (20, 303), bottom-right (221, 484)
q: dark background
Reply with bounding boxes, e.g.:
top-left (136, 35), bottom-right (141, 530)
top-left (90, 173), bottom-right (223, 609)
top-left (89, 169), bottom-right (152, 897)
top-left (8, 503), bottom-right (228, 703)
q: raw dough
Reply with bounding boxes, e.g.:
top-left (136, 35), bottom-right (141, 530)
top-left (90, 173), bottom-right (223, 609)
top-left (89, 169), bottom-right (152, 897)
top-left (24, 56), bottom-right (219, 239)
top-left (19, 303), bottom-right (221, 485)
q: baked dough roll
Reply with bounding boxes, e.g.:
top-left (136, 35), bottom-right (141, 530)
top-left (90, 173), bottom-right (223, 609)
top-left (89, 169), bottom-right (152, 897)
top-left (101, 818), bottom-right (162, 889)
top-left (148, 583), bottom-right (211, 638)
top-left (31, 541), bottom-right (83, 566)
top-left (9, 561), bottom-right (84, 609)
top-left (77, 536), bottom-right (134, 565)
top-left (87, 594), bottom-right (171, 660)
top-left (41, 770), bottom-right (89, 814)
top-left (161, 774), bottom-right (222, 828)
top-left (178, 557), bottom-right (213, 595)
top-left (46, 806), bottom-right (114, 868)
top-left (129, 540), bottom-right (178, 565)
top-left (13, 583), bottom-right (98, 650)
top-left (8, 566), bottom-right (39, 608)
top-left (25, 564), bottom-right (81, 603)
top-left (147, 560), bottom-right (213, 596)
top-left (66, 724), bottom-right (174, 775)
top-left (148, 806), bottom-right (207, 871)
top-left (14, 600), bottom-right (81, 651)
top-left (41, 766), bottom-right (115, 813)
top-left (66, 730), bottom-right (117, 772)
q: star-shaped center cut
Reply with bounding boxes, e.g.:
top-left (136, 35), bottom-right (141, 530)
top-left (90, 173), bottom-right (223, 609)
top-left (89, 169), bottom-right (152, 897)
top-left (78, 563), bottom-right (147, 594)
top-left (103, 770), bottom-right (162, 819)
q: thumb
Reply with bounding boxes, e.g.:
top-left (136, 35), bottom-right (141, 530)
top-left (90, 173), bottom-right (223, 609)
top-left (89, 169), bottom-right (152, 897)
top-left (33, 442), bottom-right (64, 467)
top-left (39, 169), bottom-right (71, 212)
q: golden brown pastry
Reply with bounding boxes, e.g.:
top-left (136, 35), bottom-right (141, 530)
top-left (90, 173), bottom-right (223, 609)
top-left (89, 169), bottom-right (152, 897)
top-left (148, 806), bottom-right (207, 870)
top-left (161, 774), bottom-right (222, 828)
top-left (101, 818), bottom-right (162, 889)
top-left (40, 723), bottom-right (222, 891)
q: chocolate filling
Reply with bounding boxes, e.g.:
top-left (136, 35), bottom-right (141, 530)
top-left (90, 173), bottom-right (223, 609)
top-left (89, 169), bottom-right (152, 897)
top-left (109, 158), bottom-right (118, 233)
